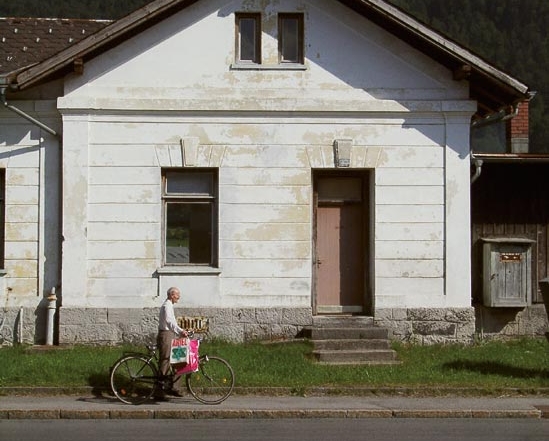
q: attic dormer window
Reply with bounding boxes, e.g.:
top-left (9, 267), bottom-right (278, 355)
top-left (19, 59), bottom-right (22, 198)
top-left (236, 13), bottom-right (261, 64)
top-left (278, 13), bottom-right (303, 64)
top-left (232, 11), bottom-right (306, 70)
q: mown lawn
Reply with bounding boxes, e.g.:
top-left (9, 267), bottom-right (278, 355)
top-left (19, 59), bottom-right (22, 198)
top-left (0, 338), bottom-right (548, 392)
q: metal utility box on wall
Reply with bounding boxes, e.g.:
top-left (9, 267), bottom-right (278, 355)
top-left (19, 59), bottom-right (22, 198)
top-left (482, 238), bottom-right (535, 307)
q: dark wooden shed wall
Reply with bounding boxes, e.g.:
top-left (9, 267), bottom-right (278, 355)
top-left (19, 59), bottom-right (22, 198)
top-left (471, 162), bottom-right (549, 304)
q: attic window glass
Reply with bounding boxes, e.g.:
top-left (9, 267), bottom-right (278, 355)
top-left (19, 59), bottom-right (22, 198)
top-left (278, 13), bottom-right (303, 64)
top-left (236, 13), bottom-right (261, 64)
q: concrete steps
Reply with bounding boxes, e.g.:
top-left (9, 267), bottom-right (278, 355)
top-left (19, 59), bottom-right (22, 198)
top-left (304, 316), bottom-right (400, 366)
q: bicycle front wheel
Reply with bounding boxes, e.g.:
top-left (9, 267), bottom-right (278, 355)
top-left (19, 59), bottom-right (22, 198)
top-left (186, 356), bottom-right (235, 404)
top-left (110, 355), bottom-right (158, 405)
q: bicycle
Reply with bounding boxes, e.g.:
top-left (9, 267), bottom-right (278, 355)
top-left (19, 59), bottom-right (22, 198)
top-left (110, 335), bottom-right (235, 405)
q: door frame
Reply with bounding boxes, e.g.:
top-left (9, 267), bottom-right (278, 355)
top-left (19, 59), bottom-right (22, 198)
top-left (312, 170), bottom-right (373, 315)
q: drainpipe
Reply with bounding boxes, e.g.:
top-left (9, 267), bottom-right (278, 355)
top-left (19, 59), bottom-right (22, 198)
top-left (471, 104), bottom-right (518, 130)
top-left (0, 86), bottom-right (58, 137)
top-left (18, 306), bottom-right (23, 344)
top-left (471, 156), bottom-right (483, 184)
top-left (470, 102), bottom-right (520, 184)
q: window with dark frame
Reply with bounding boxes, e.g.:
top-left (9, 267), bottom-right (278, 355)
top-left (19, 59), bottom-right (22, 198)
top-left (278, 13), bottom-right (304, 64)
top-left (163, 169), bottom-right (218, 266)
top-left (236, 13), bottom-right (261, 64)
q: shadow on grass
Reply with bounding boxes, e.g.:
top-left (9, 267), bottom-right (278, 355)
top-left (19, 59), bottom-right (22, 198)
top-left (443, 360), bottom-right (549, 380)
top-left (88, 372), bottom-right (112, 396)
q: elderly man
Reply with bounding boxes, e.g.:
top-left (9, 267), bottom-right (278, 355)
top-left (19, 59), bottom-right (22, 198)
top-left (157, 286), bottom-right (187, 397)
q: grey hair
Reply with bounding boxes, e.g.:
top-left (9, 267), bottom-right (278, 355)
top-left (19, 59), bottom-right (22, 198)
top-left (167, 287), bottom-right (180, 298)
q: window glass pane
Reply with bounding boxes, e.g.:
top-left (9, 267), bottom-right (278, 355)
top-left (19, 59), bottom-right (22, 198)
top-left (281, 17), bottom-right (299, 62)
top-left (239, 17), bottom-right (257, 62)
top-left (318, 177), bottom-right (362, 202)
top-left (166, 172), bottom-right (213, 196)
top-left (166, 202), bottom-right (212, 264)
top-left (279, 15), bottom-right (303, 63)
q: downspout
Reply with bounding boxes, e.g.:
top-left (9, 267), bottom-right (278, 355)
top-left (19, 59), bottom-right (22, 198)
top-left (18, 306), bottom-right (23, 344)
top-left (470, 103), bottom-right (518, 184)
top-left (0, 86), bottom-right (58, 137)
top-left (471, 156), bottom-right (483, 184)
top-left (471, 104), bottom-right (518, 130)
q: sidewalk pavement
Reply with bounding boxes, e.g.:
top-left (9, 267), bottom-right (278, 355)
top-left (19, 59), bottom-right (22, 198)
top-left (1, 389), bottom-right (548, 419)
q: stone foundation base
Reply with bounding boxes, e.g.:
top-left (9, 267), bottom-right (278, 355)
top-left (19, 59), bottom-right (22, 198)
top-left (375, 307), bottom-right (477, 344)
top-left (58, 306), bottom-right (313, 345)
top-left (475, 304), bottom-right (549, 340)
top-left (3, 304), bottom-right (546, 346)
top-left (375, 306), bottom-right (549, 344)
top-left (0, 306), bottom-right (46, 346)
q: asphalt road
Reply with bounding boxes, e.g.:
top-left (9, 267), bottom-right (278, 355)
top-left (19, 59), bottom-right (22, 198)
top-left (1, 418), bottom-right (549, 441)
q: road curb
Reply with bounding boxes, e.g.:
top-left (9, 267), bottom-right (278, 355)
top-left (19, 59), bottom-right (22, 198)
top-left (2, 386), bottom-right (549, 397)
top-left (1, 387), bottom-right (547, 420)
top-left (1, 408), bottom-right (543, 420)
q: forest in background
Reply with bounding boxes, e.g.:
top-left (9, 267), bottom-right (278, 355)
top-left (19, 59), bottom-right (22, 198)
top-left (0, 0), bottom-right (547, 151)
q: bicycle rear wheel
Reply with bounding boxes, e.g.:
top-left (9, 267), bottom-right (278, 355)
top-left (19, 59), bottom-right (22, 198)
top-left (186, 356), bottom-right (235, 404)
top-left (110, 355), bottom-right (158, 405)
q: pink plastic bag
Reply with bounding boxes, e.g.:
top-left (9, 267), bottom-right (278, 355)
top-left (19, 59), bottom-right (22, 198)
top-left (175, 339), bottom-right (200, 374)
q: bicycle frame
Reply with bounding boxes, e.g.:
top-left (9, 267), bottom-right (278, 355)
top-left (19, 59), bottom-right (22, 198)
top-left (110, 340), bottom-right (235, 405)
top-left (112, 345), bottom-right (178, 388)
top-left (142, 343), bottom-right (198, 384)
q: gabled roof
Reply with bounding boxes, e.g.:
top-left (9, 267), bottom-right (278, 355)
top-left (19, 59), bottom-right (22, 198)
top-left (0, 0), bottom-right (531, 118)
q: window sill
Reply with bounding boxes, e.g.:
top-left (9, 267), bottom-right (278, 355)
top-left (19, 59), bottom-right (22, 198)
top-left (156, 266), bottom-right (221, 276)
top-left (230, 63), bottom-right (307, 71)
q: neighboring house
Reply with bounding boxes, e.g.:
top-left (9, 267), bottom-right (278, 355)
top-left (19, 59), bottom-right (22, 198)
top-left (0, 0), bottom-right (542, 345)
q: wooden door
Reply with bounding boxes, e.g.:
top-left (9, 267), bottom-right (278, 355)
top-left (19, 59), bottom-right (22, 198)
top-left (314, 175), bottom-right (366, 314)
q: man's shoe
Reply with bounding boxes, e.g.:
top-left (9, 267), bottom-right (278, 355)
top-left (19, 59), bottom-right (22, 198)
top-left (166, 389), bottom-right (184, 397)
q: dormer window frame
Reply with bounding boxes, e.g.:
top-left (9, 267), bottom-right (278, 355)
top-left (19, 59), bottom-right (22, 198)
top-left (235, 12), bottom-right (262, 65)
top-left (278, 13), bottom-right (304, 65)
top-left (231, 11), bottom-right (306, 71)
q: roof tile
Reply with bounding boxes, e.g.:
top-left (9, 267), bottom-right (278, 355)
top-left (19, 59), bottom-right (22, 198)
top-left (0, 17), bottom-right (111, 74)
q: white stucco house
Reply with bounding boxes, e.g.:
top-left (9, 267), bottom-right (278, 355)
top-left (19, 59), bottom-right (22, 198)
top-left (0, 0), bottom-right (535, 345)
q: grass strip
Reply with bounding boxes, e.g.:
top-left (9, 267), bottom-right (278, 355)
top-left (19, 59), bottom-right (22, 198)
top-left (0, 338), bottom-right (548, 391)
